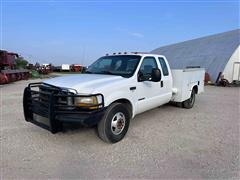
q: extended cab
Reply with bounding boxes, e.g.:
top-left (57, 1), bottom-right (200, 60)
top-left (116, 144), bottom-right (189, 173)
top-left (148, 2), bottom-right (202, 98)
top-left (23, 53), bottom-right (205, 143)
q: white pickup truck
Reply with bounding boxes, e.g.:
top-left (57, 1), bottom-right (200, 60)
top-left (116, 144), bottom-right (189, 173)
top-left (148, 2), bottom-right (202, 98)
top-left (23, 53), bottom-right (204, 143)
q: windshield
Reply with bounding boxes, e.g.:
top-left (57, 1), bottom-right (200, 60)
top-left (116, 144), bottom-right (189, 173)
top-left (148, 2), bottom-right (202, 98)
top-left (86, 55), bottom-right (141, 78)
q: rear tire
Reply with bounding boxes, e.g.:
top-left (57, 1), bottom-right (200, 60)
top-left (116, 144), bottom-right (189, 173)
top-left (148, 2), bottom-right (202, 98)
top-left (97, 103), bottom-right (130, 143)
top-left (182, 89), bottom-right (196, 109)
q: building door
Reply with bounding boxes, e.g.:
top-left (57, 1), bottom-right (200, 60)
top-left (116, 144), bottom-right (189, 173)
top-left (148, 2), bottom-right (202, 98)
top-left (232, 62), bottom-right (240, 81)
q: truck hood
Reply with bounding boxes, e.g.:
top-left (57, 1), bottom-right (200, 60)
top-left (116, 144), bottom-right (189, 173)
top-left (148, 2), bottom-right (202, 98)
top-left (43, 74), bottom-right (124, 94)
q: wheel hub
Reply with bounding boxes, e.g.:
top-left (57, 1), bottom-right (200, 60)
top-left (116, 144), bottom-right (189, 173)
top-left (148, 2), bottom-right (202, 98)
top-left (111, 112), bottom-right (126, 135)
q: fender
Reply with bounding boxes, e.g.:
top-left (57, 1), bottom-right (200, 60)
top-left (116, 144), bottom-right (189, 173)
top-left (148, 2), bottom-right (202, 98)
top-left (103, 90), bottom-right (136, 118)
top-left (187, 83), bottom-right (199, 98)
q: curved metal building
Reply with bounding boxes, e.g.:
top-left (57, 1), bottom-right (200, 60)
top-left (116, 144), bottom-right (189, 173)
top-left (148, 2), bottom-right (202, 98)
top-left (151, 29), bottom-right (240, 83)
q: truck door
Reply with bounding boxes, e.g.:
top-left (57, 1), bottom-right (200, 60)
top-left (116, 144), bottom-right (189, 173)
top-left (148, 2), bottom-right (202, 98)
top-left (136, 56), bottom-right (170, 114)
top-left (157, 57), bottom-right (173, 102)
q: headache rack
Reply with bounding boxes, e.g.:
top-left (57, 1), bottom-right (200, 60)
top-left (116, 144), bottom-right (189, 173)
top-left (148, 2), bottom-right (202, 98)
top-left (23, 82), bottom-right (104, 133)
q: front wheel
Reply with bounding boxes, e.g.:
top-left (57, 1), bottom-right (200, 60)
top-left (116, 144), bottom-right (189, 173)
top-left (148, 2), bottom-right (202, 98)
top-left (97, 103), bottom-right (130, 143)
top-left (182, 89), bottom-right (196, 109)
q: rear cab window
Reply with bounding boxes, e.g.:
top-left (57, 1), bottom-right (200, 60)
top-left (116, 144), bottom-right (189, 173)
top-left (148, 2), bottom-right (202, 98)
top-left (158, 57), bottom-right (169, 76)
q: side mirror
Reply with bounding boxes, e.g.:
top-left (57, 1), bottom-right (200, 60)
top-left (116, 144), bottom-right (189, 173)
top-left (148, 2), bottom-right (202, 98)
top-left (151, 68), bottom-right (161, 82)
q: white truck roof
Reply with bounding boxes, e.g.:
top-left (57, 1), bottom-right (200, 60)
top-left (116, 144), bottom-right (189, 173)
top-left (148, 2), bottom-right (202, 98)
top-left (105, 52), bottom-right (165, 58)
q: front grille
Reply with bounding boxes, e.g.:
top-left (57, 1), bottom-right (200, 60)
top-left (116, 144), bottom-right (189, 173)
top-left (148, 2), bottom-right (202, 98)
top-left (39, 84), bottom-right (60, 99)
top-left (39, 84), bottom-right (74, 110)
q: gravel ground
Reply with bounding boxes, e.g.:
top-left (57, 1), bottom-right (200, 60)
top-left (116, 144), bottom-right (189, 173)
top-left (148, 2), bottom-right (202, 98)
top-left (0, 79), bottom-right (239, 179)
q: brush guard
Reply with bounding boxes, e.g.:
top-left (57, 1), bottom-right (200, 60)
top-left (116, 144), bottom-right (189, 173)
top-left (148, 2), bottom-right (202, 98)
top-left (23, 82), bottom-right (105, 133)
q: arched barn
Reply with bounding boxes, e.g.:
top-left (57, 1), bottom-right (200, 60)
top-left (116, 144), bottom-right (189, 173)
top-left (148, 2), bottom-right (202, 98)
top-left (151, 29), bottom-right (240, 83)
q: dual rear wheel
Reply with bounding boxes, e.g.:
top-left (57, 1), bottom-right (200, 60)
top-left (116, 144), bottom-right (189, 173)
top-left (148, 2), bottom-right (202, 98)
top-left (182, 89), bottom-right (196, 109)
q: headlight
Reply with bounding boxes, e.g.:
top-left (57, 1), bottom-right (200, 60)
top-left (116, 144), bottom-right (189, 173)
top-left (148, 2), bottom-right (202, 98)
top-left (74, 95), bottom-right (103, 109)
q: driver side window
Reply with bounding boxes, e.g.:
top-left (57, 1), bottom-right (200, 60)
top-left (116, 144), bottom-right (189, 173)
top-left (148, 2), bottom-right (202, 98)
top-left (139, 57), bottom-right (157, 76)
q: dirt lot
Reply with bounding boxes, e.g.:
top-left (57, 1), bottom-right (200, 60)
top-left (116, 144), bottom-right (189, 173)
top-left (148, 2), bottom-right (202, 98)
top-left (0, 79), bottom-right (239, 179)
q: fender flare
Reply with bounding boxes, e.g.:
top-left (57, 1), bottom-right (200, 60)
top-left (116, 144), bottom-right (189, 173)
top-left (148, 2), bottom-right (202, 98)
top-left (104, 91), bottom-right (136, 118)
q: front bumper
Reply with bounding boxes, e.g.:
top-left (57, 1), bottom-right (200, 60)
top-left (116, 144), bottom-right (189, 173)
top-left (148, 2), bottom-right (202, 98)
top-left (23, 82), bottom-right (105, 133)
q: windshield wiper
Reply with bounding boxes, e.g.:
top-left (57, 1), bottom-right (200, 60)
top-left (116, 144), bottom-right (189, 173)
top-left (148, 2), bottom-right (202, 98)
top-left (85, 70), bottom-right (92, 74)
top-left (99, 71), bottom-right (117, 75)
top-left (86, 70), bottom-right (119, 76)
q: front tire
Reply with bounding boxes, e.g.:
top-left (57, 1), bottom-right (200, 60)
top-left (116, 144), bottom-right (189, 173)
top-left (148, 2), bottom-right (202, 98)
top-left (182, 89), bottom-right (196, 109)
top-left (97, 103), bottom-right (130, 143)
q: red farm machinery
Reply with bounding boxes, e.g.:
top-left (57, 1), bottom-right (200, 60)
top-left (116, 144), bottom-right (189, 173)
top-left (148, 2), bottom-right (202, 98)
top-left (0, 50), bottom-right (30, 84)
top-left (70, 64), bottom-right (86, 73)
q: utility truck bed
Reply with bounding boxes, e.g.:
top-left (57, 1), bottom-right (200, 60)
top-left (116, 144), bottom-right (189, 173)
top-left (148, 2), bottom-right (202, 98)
top-left (171, 68), bottom-right (205, 102)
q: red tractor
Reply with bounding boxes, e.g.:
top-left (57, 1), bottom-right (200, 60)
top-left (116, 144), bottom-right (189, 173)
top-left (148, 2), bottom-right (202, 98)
top-left (70, 64), bottom-right (86, 72)
top-left (0, 50), bottom-right (30, 84)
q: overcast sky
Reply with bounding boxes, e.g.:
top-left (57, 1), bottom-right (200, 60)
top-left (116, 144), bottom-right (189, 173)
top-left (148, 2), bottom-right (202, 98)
top-left (1, 0), bottom-right (239, 66)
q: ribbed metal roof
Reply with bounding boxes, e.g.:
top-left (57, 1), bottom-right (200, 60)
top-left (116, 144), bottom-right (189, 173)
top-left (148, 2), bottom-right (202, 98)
top-left (151, 29), bottom-right (240, 82)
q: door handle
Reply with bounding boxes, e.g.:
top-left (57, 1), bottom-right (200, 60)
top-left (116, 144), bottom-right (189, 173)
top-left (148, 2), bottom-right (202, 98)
top-left (130, 86), bottom-right (136, 91)
top-left (160, 81), bottom-right (163, 87)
